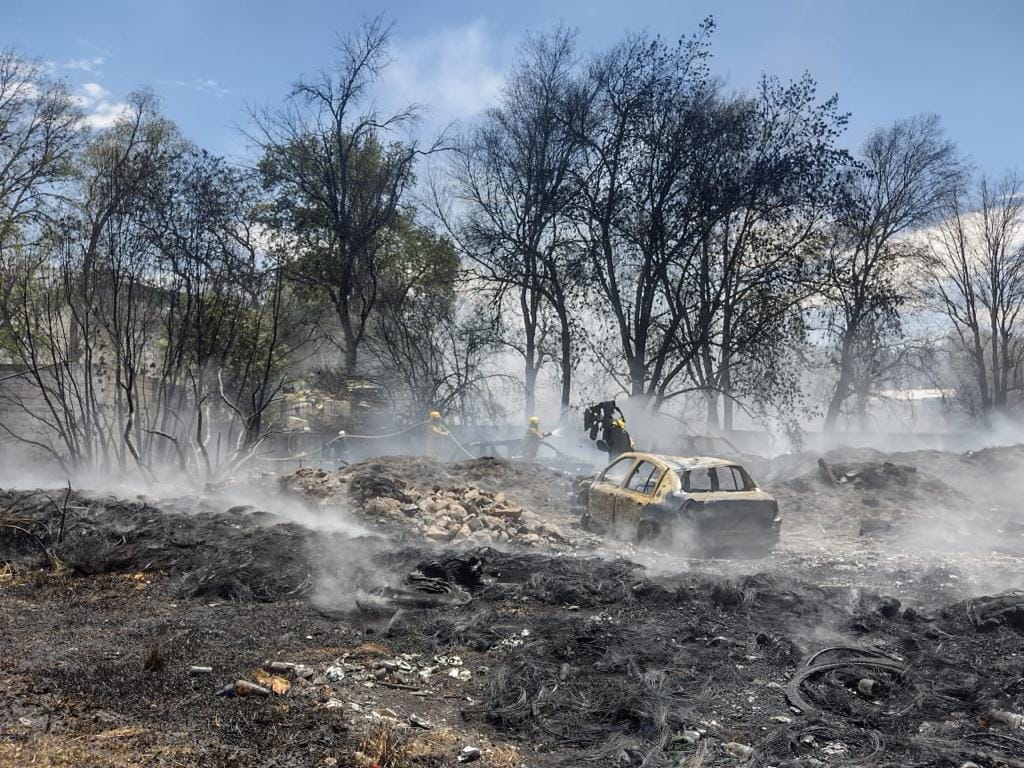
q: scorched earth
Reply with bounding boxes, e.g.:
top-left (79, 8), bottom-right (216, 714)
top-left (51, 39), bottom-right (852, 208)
top-left (2, 449), bottom-right (1024, 768)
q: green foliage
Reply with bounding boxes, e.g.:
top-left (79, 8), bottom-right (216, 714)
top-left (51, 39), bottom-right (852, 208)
top-left (377, 213), bottom-right (460, 305)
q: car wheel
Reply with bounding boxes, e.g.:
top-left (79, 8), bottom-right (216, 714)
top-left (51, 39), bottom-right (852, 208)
top-left (636, 520), bottom-right (661, 543)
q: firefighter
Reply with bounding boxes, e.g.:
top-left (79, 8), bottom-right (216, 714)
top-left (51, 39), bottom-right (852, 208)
top-left (583, 400), bottom-right (636, 460)
top-left (521, 416), bottom-right (551, 461)
top-left (425, 410), bottom-right (450, 458)
top-left (330, 430), bottom-right (349, 464)
top-left (604, 416), bottom-right (635, 460)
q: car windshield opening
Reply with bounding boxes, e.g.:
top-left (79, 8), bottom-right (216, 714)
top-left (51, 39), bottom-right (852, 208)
top-left (626, 461), bottom-right (663, 494)
top-left (600, 457), bottom-right (634, 485)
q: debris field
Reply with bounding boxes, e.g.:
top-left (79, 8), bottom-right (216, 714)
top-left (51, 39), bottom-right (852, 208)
top-left (2, 451), bottom-right (1024, 767)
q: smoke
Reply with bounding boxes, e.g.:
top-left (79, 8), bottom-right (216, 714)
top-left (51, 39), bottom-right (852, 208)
top-left (0, 442), bottom-right (72, 491)
top-left (5, 397), bottom-right (1024, 613)
top-left (195, 475), bottom-right (409, 617)
top-left (0, 435), bottom-right (410, 615)
top-left (307, 533), bottom-right (400, 618)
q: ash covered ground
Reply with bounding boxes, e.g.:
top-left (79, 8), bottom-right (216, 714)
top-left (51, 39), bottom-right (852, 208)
top-left (3, 450), bottom-right (1024, 767)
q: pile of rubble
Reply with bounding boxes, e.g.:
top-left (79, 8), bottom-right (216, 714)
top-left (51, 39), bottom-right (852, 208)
top-left (363, 487), bottom-right (575, 549)
top-left (284, 467), bottom-right (588, 550)
top-left (816, 458), bottom-right (922, 490)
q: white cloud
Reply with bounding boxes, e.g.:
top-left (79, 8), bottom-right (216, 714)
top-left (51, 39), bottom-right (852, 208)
top-left (9, 80), bottom-right (41, 100)
top-left (74, 82), bottom-right (129, 129)
top-left (83, 101), bottom-right (131, 129)
top-left (62, 56), bottom-right (105, 74)
top-left (164, 77), bottom-right (230, 97)
top-left (383, 20), bottom-right (505, 125)
top-left (81, 82), bottom-right (109, 100)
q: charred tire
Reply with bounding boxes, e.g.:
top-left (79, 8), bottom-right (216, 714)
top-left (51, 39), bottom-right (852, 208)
top-left (636, 520), bottom-right (663, 544)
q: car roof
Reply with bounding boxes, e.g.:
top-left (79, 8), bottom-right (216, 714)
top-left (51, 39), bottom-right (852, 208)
top-left (620, 452), bottom-right (741, 470)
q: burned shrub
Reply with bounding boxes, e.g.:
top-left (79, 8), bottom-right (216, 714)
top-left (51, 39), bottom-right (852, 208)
top-left (0, 489), bottom-right (317, 602)
top-left (709, 579), bottom-right (745, 608)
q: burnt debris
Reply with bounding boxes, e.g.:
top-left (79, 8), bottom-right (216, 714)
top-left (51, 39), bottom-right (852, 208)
top-left (4, 452), bottom-right (1024, 766)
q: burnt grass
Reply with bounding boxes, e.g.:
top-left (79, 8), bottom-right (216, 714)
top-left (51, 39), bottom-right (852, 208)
top-left (2, 486), bottom-right (1024, 767)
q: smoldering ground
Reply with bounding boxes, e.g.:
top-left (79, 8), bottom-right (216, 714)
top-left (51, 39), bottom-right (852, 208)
top-left (4, 447), bottom-right (1024, 766)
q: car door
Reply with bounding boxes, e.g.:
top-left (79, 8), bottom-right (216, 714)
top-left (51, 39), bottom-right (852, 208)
top-left (614, 459), bottom-right (666, 537)
top-left (680, 465), bottom-right (715, 517)
top-left (589, 456), bottom-right (636, 529)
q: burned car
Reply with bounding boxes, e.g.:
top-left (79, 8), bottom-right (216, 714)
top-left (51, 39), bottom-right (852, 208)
top-left (579, 452), bottom-right (780, 556)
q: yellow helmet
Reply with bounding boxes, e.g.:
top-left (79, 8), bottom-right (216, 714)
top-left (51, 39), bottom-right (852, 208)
top-left (528, 416), bottom-right (540, 425)
top-left (612, 418), bottom-right (626, 429)
top-left (429, 411), bottom-right (442, 421)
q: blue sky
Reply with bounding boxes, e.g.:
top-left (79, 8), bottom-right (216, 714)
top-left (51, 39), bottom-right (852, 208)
top-left (5, 0), bottom-right (1021, 175)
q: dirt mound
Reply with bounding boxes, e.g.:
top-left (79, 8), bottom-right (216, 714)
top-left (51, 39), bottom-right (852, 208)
top-left (962, 443), bottom-right (1024, 470)
top-left (764, 444), bottom-right (1024, 511)
top-left (761, 448), bottom-right (888, 482)
top-left (0, 489), bottom-right (323, 602)
top-left (828, 460), bottom-right (924, 490)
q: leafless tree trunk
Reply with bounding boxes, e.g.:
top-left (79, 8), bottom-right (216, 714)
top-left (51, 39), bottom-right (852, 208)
top-left (454, 27), bottom-right (585, 417)
top-left (0, 96), bottom-right (304, 483)
top-left (923, 172), bottom-right (1024, 421)
top-left (822, 114), bottom-right (964, 431)
top-left (573, 26), bottom-right (716, 405)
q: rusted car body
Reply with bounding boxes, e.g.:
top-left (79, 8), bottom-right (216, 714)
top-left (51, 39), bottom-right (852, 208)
top-left (581, 452), bottom-right (780, 556)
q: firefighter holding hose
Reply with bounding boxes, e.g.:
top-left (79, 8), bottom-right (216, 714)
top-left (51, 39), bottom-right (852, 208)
top-left (521, 416), bottom-right (552, 461)
top-left (425, 410), bottom-right (450, 458)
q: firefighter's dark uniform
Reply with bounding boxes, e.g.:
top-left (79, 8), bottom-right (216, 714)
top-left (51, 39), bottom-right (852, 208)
top-left (605, 419), bottom-right (635, 460)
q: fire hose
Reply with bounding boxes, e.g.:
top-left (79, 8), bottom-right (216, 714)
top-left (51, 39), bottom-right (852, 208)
top-left (254, 419), bottom-right (480, 463)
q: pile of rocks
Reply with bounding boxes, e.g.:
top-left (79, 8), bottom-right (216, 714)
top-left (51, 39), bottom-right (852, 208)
top-left (364, 487), bottom-right (571, 549)
top-left (283, 468), bottom-right (575, 550)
